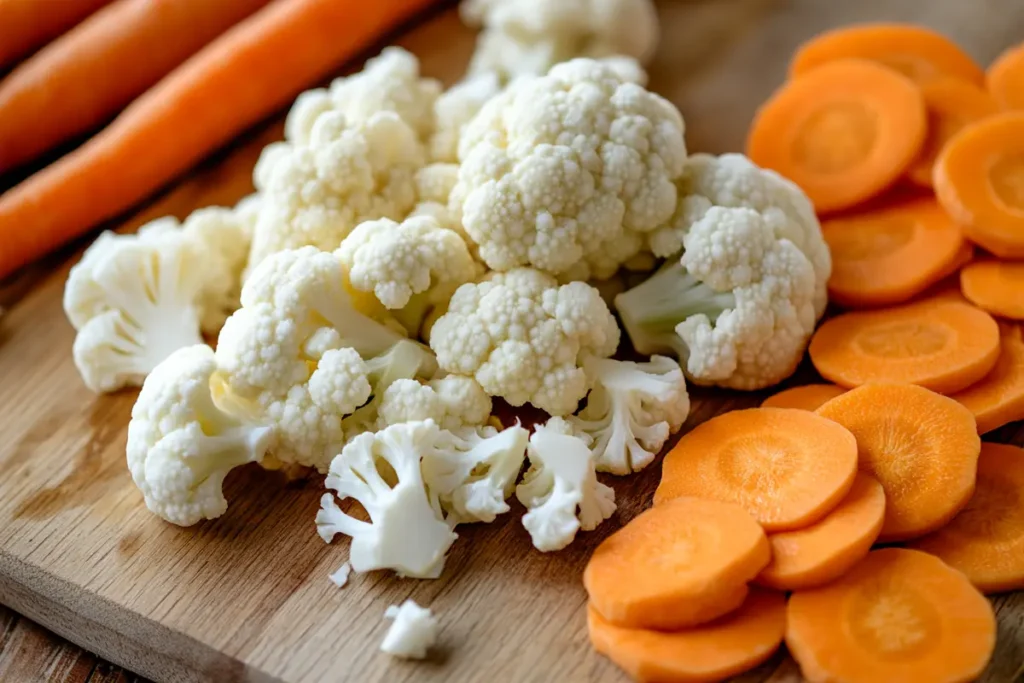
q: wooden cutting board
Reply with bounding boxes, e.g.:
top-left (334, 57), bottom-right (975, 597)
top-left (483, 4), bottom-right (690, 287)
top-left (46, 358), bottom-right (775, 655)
top-left (2, 2), bottom-right (1024, 682)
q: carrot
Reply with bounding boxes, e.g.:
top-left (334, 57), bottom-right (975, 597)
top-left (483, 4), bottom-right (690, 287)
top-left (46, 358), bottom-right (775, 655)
top-left (960, 261), bottom-right (1024, 320)
top-left (747, 59), bottom-right (926, 214)
top-left (816, 383), bottom-right (980, 542)
top-left (0, 0), bottom-right (439, 279)
top-left (0, 0), bottom-right (112, 69)
top-left (907, 78), bottom-right (1000, 187)
top-left (789, 23), bottom-right (985, 85)
top-left (987, 42), bottom-right (1024, 111)
top-left (951, 325), bottom-right (1024, 434)
top-left (760, 384), bottom-right (846, 411)
top-left (583, 497), bottom-right (770, 631)
top-left (910, 443), bottom-right (1024, 594)
top-left (934, 112), bottom-right (1024, 258)
top-left (786, 548), bottom-right (996, 683)
top-left (808, 297), bottom-right (1000, 394)
top-left (654, 408), bottom-right (858, 532)
top-left (587, 589), bottom-right (786, 683)
top-left (0, 0), bottom-right (273, 174)
top-left (756, 473), bottom-right (885, 591)
top-left (822, 198), bottom-right (967, 308)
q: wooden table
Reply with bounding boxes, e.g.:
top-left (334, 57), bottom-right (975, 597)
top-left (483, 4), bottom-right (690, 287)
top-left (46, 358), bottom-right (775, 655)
top-left (2, 2), bottom-right (1024, 682)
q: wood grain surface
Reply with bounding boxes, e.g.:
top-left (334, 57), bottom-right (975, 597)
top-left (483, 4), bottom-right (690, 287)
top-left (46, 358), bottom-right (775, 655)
top-left (2, 1), bottom-right (1024, 682)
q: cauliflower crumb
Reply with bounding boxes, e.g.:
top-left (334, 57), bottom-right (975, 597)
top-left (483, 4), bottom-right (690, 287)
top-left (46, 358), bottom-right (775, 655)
top-left (380, 599), bottom-right (438, 659)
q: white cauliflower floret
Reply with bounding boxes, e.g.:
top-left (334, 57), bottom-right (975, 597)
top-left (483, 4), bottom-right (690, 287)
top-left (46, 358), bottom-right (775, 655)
top-left (126, 345), bottom-right (274, 526)
top-left (616, 206), bottom-right (818, 390)
top-left (378, 375), bottom-right (492, 431)
top-left (648, 153), bottom-right (832, 317)
top-left (429, 268), bottom-right (620, 415)
top-left (409, 163), bottom-right (471, 245)
top-left (381, 600), bottom-right (438, 660)
top-left (569, 355), bottom-right (689, 475)
top-left (452, 58), bottom-right (686, 280)
top-left (515, 417), bottom-right (615, 552)
top-left (429, 72), bottom-right (502, 163)
top-left (316, 420), bottom-right (458, 579)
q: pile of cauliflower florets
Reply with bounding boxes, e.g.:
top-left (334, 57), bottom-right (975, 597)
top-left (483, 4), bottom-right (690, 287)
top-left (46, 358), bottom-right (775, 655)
top-left (62, 0), bottom-right (830, 585)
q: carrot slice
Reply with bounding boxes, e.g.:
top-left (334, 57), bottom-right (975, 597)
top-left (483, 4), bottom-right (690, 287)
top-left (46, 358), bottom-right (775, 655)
top-left (583, 497), bottom-right (770, 631)
top-left (654, 408), bottom-right (858, 532)
top-left (822, 198), bottom-right (967, 308)
top-left (910, 443), bottom-right (1024, 594)
top-left (761, 384), bottom-right (846, 411)
top-left (960, 260), bottom-right (1024, 319)
top-left (907, 78), bottom-right (1000, 187)
top-left (747, 59), bottom-right (926, 214)
top-left (757, 473), bottom-right (886, 591)
top-left (934, 112), bottom-right (1024, 258)
top-left (816, 383), bottom-right (980, 542)
top-left (987, 42), bottom-right (1024, 111)
top-left (808, 297), bottom-right (1000, 393)
top-left (587, 589), bottom-right (786, 683)
top-left (786, 548), bottom-right (996, 683)
top-left (789, 23), bottom-right (984, 85)
top-left (951, 324), bottom-right (1024, 434)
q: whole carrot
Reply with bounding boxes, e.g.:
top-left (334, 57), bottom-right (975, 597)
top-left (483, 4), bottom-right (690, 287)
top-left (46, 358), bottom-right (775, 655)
top-left (0, 0), bottom-right (273, 174)
top-left (0, 0), bottom-right (439, 278)
top-left (0, 0), bottom-right (112, 69)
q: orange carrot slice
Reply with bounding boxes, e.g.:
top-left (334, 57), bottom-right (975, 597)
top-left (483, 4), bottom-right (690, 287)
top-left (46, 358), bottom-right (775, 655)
top-left (748, 59), bottom-right (926, 214)
top-left (960, 260), bottom-right (1024, 319)
top-left (808, 297), bottom-right (1000, 393)
top-left (587, 589), bottom-right (786, 683)
top-left (816, 383), bottom-right (980, 542)
top-left (654, 408), bottom-right (858, 532)
top-left (987, 42), bottom-right (1024, 111)
top-left (761, 384), bottom-right (846, 411)
top-left (583, 497), bottom-right (770, 631)
top-left (786, 548), bottom-right (996, 683)
top-left (910, 443), bottom-right (1024, 594)
top-left (757, 473), bottom-right (886, 591)
top-left (951, 324), bottom-right (1024, 434)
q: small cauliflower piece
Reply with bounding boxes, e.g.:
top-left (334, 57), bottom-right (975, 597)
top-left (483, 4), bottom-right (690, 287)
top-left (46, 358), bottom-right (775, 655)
top-left (429, 72), bottom-right (502, 163)
top-left (328, 562), bottom-right (352, 588)
top-left (429, 268), bottom-right (620, 415)
top-left (126, 345), bottom-right (274, 526)
top-left (378, 375), bottom-right (492, 431)
top-left (570, 355), bottom-right (689, 475)
top-left (381, 600), bottom-right (438, 659)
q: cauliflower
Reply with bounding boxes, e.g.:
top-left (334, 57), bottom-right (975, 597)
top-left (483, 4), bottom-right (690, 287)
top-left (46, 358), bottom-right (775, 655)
top-left (316, 420), bottom-right (458, 579)
top-left (378, 375), bottom-right (492, 431)
top-left (380, 600), bottom-right (438, 659)
top-left (515, 417), bottom-right (615, 551)
top-left (569, 355), bottom-right (689, 475)
top-left (616, 206), bottom-right (818, 390)
top-left (429, 268), bottom-right (620, 415)
top-left (429, 72), bottom-right (502, 163)
top-left (648, 153), bottom-right (832, 317)
top-left (451, 58), bottom-right (686, 280)
top-left (126, 345), bottom-right (274, 526)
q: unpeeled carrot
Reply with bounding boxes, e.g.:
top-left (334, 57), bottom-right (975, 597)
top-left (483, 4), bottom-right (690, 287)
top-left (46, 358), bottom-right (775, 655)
top-left (761, 384), bottom-right (845, 412)
top-left (0, 0), bottom-right (439, 279)
top-left (960, 261), bottom-right (1024, 319)
top-left (0, 0), bottom-right (112, 69)
top-left (951, 324), bottom-right (1024, 434)
top-left (987, 41), bottom-right (1024, 111)
top-left (0, 0), bottom-right (273, 174)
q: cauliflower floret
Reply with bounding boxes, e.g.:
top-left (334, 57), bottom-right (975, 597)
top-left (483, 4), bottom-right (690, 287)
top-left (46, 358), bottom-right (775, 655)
top-left (648, 153), bottom-right (832, 317)
top-left (429, 72), bottom-right (502, 163)
top-left (409, 163), bottom-right (472, 246)
top-left (452, 58), bottom-right (686, 280)
top-left (316, 420), bottom-right (458, 578)
top-left (515, 417), bottom-right (615, 551)
top-left (381, 600), bottom-right (438, 659)
top-left (126, 345), bottom-right (274, 526)
top-left (569, 355), bottom-right (689, 475)
top-left (378, 375), bottom-right (492, 431)
top-left (616, 206), bottom-right (818, 390)
top-left (429, 268), bottom-right (620, 415)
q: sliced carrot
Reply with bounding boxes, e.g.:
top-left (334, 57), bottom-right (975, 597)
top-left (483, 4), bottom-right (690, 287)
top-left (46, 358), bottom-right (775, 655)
top-left (747, 59), bottom-right (926, 214)
top-left (822, 198), bottom-right (967, 308)
top-left (951, 324), bottom-right (1024, 434)
top-left (761, 384), bottom-right (846, 411)
top-left (757, 473), bottom-right (886, 591)
top-left (960, 261), bottom-right (1024, 319)
top-left (789, 23), bottom-right (985, 85)
top-left (910, 443), bottom-right (1024, 594)
top-left (934, 112), bottom-right (1024, 258)
top-left (907, 78), bottom-right (1000, 187)
top-left (808, 297), bottom-right (1000, 393)
top-left (0, 0), bottom-right (112, 69)
top-left (987, 42), bottom-right (1024, 111)
top-left (583, 497), bottom-right (770, 631)
top-left (786, 548), bottom-right (996, 683)
top-left (654, 408), bottom-right (858, 532)
top-left (816, 383), bottom-right (980, 542)
top-left (587, 589), bottom-right (786, 683)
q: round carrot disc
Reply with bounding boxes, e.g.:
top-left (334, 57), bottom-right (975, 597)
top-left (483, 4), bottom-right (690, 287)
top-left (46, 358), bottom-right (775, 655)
top-left (583, 497), bottom-right (770, 631)
top-left (910, 443), bottom-right (1024, 594)
top-left (786, 548), bottom-right (996, 683)
top-left (654, 408), bottom-right (858, 532)
top-left (761, 383), bottom-right (846, 411)
top-left (960, 261), bottom-right (1024, 320)
top-left (951, 325), bottom-right (1024, 434)
top-left (816, 383), bottom-right (980, 542)
top-left (808, 297), bottom-right (1000, 394)
top-left (987, 42), bottom-right (1024, 111)
top-left (588, 589), bottom-right (786, 683)
top-left (822, 198), bottom-right (967, 308)
top-left (748, 59), bottom-right (926, 214)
